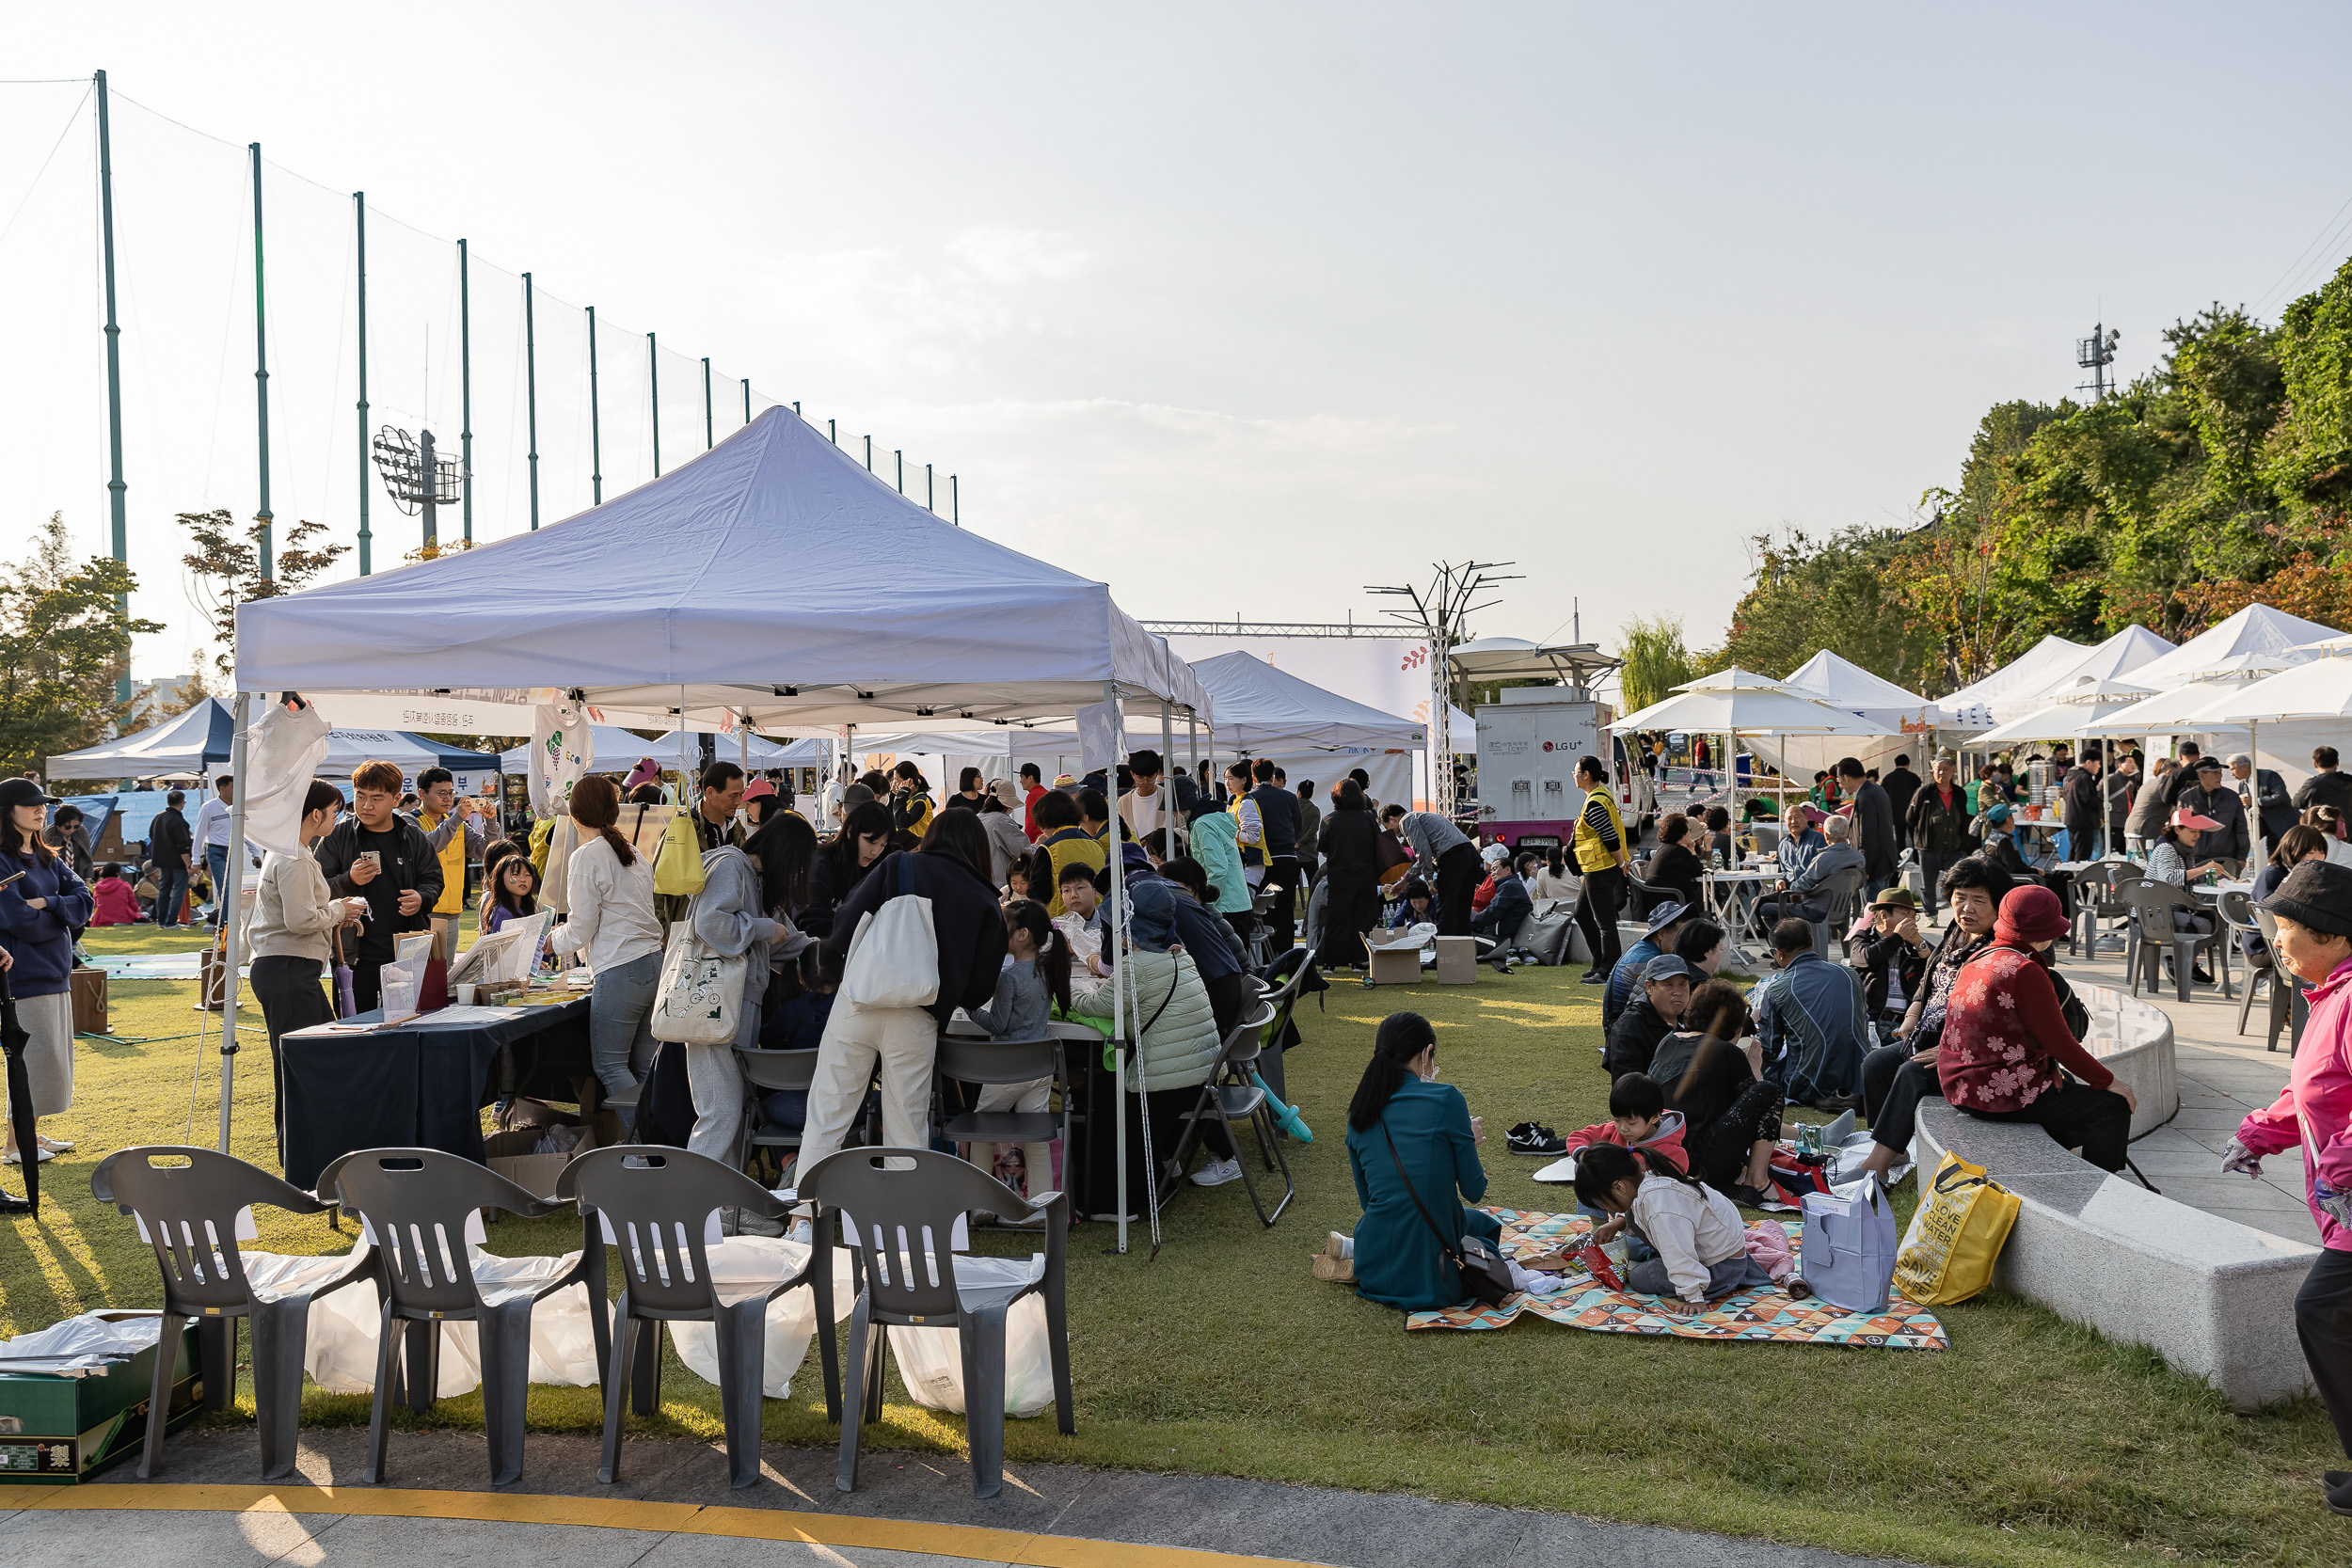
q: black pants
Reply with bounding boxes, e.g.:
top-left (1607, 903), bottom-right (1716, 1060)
top-left (1077, 1063), bottom-right (1234, 1218)
top-left (251, 955), bottom-right (332, 1161)
top-left (1964, 1081), bottom-right (2132, 1172)
top-left (1691, 1078), bottom-right (1784, 1191)
top-left (1434, 843), bottom-right (1483, 939)
top-left (1574, 866), bottom-right (1625, 974)
top-left (2296, 1245), bottom-right (2352, 1460)
top-left (1317, 876), bottom-right (1379, 969)
top-left (1264, 855), bottom-right (1300, 954)
top-left (1918, 850), bottom-right (1964, 919)
top-left (1862, 1041), bottom-right (1940, 1155)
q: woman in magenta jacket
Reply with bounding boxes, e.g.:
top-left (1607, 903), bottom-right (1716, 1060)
top-left (2223, 860), bottom-right (2352, 1516)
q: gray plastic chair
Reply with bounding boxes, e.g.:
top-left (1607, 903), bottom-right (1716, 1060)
top-left (318, 1147), bottom-right (589, 1486)
top-left (2233, 896), bottom-right (2296, 1053)
top-left (734, 1044), bottom-right (820, 1179)
top-left (797, 1147), bottom-right (1073, 1499)
top-left (558, 1144), bottom-right (825, 1489)
top-left (1157, 1004), bottom-right (1291, 1225)
top-left (1802, 864), bottom-right (1867, 959)
top-left (2069, 861), bottom-right (2143, 958)
top-left (2121, 881), bottom-right (2229, 1004)
top-left (90, 1146), bottom-right (378, 1481)
top-left (937, 1033), bottom-right (1072, 1159)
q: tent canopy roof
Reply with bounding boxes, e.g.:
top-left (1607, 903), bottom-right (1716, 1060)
top-left (1972, 697), bottom-right (2150, 747)
top-left (494, 725), bottom-right (828, 775)
top-left (1780, 649), bottom-right (1941, 725)
top-left (1942, 634), bottom-right (2092, 711)
top-left (47, 700), bottom-right (496, 782)
top-left (234, 407), bottom-right (1207, 728)
top-left (1617, 686), bottom-right (1891, 736)
top-left (2177, 657), bottom-right (2352, 724)
top-left (1185, 650), bottom-right (1424, 751)
top-left (1448, 638), bottom-right (1619, 689)
top-left (2125, 604), bottom-right (2347, 688)
top-left (2040, 624), bottom-right (2176, 694)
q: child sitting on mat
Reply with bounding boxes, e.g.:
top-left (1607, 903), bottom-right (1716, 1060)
top-left (1563, 1073), bottom-right (1686, 1260)
top-left (1572, 1142), bottom-right (1771, 1315)
top-left (88, 863), bottom-right (142, 927)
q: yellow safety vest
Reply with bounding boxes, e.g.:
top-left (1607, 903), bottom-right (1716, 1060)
top-left (420, 810), bottom-right (468, 917)
top-left (1571, 787), bottom-right (1626, 873)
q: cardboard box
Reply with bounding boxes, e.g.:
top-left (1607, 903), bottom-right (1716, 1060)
top-left (0, 1313), bottom-right (201, 1485)
top-left (69, 968), bottom-right (107, 1037)
top-left (483, 1121), bottom-right (603, 1200)
top-left (1433, 936), bottom-right (1481, 984)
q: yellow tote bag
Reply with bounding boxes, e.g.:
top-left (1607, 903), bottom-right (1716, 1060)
top-left (1891, 1151), bottom-right (2023, 1306)
top-left (651, 804), bottom-right (707, 897)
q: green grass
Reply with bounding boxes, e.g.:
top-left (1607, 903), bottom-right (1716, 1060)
top-left (6, 921), bottom-right (2346, 1566)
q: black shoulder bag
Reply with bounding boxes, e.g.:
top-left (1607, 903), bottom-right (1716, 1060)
top-left (1380, 1122), bottom-right (1514, 1307)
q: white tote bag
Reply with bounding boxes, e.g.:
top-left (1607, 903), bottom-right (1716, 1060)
top-left (650, 919), bottom-right (747, 1045)
top-left (839, 856), bottom-right (940, 1010)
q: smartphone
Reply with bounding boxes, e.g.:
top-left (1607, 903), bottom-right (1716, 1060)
top-left (358, 850), bottom-right (383, 873)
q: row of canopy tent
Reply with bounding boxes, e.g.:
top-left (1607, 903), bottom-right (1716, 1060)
top-left (220, 405), bottom-right (1223, 1254)
top-left (1613, 663), bottom-right (1897, 821)
top-left (47, 698), bottom-right (502, 784)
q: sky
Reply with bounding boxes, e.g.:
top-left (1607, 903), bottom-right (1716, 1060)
top-left (7, 1), bottom-right (2352, 685)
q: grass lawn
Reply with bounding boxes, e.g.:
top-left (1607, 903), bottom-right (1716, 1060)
top-left (5, 917), bottom-right (2345, 1567)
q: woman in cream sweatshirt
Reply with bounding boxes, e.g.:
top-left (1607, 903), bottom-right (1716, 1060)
top-left (248, 780), bottom-right (367, 1156)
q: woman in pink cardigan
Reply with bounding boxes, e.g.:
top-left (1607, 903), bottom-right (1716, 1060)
top-left (2223, 859), bottom-right (2352, 1516)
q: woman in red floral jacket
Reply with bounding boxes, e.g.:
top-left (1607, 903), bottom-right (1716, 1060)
top-left (1938, 884), bottom-right (2138, 1170)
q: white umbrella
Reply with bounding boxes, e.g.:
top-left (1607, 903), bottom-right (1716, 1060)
top-left (1613, 685), bottom-right (1890, 823)
top-left (2188, 657), bottom-right (2352, 724)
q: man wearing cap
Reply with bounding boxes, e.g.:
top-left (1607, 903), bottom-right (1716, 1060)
top-left (2225, 860), bottom-right (2352, 1513)
top-left (2232, 752), bottom-right (2297, 849)
top-left (1605, 900), bottom-right (1693, 1030)
top-left (2293, 746), bottom-right (2352, 824)
top-left (1604, 954), bottom-right (1690, 1080)
top-left (1908, 756), bottom-right (1976, 923)
top-left (1849, 887), bottom-right (1930, 1036)
top-left (2180, 755), bottom-right (2250, 874)
top-left (1753, 917), bottom-right (1870, 1109)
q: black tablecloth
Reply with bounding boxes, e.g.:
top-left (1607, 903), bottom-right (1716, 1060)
top-left (278, 998), bottom-right (596, 1189)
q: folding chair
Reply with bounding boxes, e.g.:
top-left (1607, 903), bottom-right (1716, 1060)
top-left (734, 1044), bottom-right (820, 1182)
top-left (798, 1147), bottom-right (1072, 1499)
top-left (2121, 881), bottom-right (2229, 1005)
top-left (2246, 902), bottom-right (2297, 1053)
top-left (1157, 1003), bottom-right (1292, 1225)
top-left (559, 1145), bottom-right (830, 1490)
top-left (318, 1147), bottom-right (594, 1486)
top-left (1802, 865), bottom-right (1867, 960)
top-left (936, 1032), bottom-right (1073, 1187)
top-left (89, 1146), bottom-right (379, 1481)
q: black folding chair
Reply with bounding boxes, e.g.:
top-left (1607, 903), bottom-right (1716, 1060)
top-left (1157, 1003), bottom-right (1292, 1225)
top-left (90, 1146), bottom-right (378, 1480)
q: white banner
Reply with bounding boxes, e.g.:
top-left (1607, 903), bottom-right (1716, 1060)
top-left (303, 691), bottom-right (539, 736)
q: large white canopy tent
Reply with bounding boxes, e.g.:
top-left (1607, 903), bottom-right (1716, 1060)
top-left (1615, 672), bottom-right (1891, 816)
top-left (228, 408), bottom-right (1209, 1249)
top-left (1748, 651), bottom-right (1941, 779)
top-left (2122, 604), bottom-right (2346, 689)
top-left (1939, 634), bottom-right (2093, 728)
top-left (2039, 625), bottom-right (2176, 692)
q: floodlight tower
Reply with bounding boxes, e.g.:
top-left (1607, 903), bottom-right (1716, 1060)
top-left (2077, 323), bottom-right (2122, 402)
top-left (371, 426), bottom-right (462, 552)
top-left (1366, 560), bottom-right (1520, 818)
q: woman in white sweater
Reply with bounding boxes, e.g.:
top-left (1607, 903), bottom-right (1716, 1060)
top-left (248, 780), bottom-right (367, 1156)
top-left (548, 775), bottom-right (666, 1098)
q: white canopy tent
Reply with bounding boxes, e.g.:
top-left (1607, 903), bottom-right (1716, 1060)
top-left (230, 407), bottom-right (1209, 1250)
top-left (2123, 604), bottom-right (2346, 689)
top-left (2038, 625), bottom-right (2176, 693)
top-left (1756, 651), bottom-right (1941, 779)
top-left (1939, 634), bottom-right (2094, 728)
top-left (1615, 673), bottom-right (1891, 817)
top-left (492, 726), bottom-right (828, 776)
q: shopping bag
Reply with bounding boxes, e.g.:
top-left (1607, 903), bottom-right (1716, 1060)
top-left (650, 919), bottom-right (746, 1045)
top-left (651, 804), bottom-right (707, 897)
top-left (1798, 1174), bottom-right (1899, 1313)
top-left (839, 856), bottom-right (939, 1010)
top-left (1891, 1150), bottom-right (2022, 1306)
top-left (1519, 899), bottom-right (1578, 966)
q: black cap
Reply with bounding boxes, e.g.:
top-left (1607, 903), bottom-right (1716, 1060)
top-left (2195, 754), bottom-right (2225, 773)
top-left (0, 777), bottom-right (57, 814)
top-left (2259, 860), bottom-right (2352, 939)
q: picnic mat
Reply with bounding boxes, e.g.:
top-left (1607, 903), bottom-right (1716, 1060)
top-left (1405, 1208), bottom-right (1948, 1351)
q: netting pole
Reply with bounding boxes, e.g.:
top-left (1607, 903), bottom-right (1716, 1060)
top-left (458, 238), bottom-right (473, 543)
top-left (952, 474), bottom-right (959, 526)
top-left (96, 71), bottom-right (131, 696)
top-left (354, 192), bottom-right (370, 575)
top-left (249, 144), bottom-right (274, 582)
top-left (926, 463), bottom-right (933, 513)
top-left (587, 306), bottom-right (603, 503)
top-left (648, 331), bottom-right (660, 478)
top-left (216, 692), bottom-right (251, 1152)
top-left (702, 356), bottom-right (712, 449)
top-left (740, 377), bottom-right (750, 426)
top-left (524, 272), bottom-right (540, 529)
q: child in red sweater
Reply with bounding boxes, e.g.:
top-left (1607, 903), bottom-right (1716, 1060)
top-left (88, 863), bottom-right (141, 927)
top-left (1566, 1073), bottom-right (1689, 1259)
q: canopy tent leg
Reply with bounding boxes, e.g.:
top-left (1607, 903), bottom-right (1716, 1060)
top-left (1104, 681), bottom-right (1130, 1255)
top-left (217, 692), bottom-right (252, 1154)
top-left (1159, 700), bottom-right (1173, 848)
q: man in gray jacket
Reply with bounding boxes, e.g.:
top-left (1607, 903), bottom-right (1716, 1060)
top-left (1382, 804), bottom-right (1482, 938)
top-left (1751, 814), bottom-right (1865, 927)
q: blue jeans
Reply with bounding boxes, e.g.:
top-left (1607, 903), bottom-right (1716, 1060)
top-left (154, 865), bottom-right (190, 927)
top-left (205, 845), bottom-right (230, 924)
top-left (590, 949), bottom-right (664, 1096)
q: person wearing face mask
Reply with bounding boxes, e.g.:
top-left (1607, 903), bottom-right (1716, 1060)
top-left (1328, 1012), bottom-right (1500, 1310)
top-left (803, 800), bottom-right (894, 940)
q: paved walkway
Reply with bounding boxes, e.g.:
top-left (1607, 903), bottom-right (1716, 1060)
top-left (2, 1431), bottom-right (1917, 1568)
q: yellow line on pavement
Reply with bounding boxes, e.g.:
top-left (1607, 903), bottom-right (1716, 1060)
top-left (25, 1482), bottom-right (1306, 1566)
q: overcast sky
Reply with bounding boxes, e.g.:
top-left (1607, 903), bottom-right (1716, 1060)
top-left (8, 2), bottom-right (2352, 683)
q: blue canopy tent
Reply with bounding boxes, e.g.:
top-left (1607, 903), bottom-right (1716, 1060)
top-left (47, 699), bottom-right (498, 786)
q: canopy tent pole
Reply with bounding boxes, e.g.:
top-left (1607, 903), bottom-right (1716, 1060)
top-left (1187, 711), bottom-right (1200, 810)
top-left (1159, 700), bottom-right (1174, 848)
top-left (217, 692), bottom-right (252, 1153)
top-left (1104, 680), bottom-right (1132, 1255)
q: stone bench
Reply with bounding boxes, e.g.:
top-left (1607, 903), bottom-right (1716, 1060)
top-left (1914, 983), bottom-right (2316, 1409)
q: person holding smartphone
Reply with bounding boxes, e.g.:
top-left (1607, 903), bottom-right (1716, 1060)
top-left (311, 761), bottom-right (442, 1013)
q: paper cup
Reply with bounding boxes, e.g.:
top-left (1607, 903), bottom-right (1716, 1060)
top-left (455, 984), bottom-right (478, 1006)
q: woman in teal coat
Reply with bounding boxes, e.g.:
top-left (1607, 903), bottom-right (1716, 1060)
top-left (1343, 1012), bottom-right (1502, 1310)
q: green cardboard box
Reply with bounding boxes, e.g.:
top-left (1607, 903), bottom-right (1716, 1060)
top-left (0, 1311), bottom-right (204, 1485)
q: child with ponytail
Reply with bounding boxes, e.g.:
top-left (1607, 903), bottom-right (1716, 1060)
top-left (963, 898), bottom-right (1073, 1203)
top-left (1572, 1141), bottom-right (1772, 1313)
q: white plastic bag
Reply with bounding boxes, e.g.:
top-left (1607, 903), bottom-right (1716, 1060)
top-left (886, 1254), bottom-right (1057, 1418)
top-left (839, 858), bottom-right (939, 1010)
top-left (665, 1237), bottom-right (858, 1399)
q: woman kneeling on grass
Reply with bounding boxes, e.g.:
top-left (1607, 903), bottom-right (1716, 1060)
top-left (1572, 1141), bottom-right (1772, 1315)
top-left (1324, 1012), bottom-right (1502, 1309)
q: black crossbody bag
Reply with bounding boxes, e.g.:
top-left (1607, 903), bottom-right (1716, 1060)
top-left (1380, 1123), bottom-right (1514, 1307)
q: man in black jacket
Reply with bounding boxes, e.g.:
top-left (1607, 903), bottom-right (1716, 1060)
top-left (1248, 759), bottom-right (1301, 957)
top-left (2231, 752), bottom-right (2296, 847)
top-left (2179, 754), bottom-right (2251, 873)
top-left (312, 761), bottom-right (443, 1012)
top-left (148, 790), bottom-right (195, 928)
top-left (1604, 956), bottom-right (1690, 1080)
top-left (2061, 743), bottom-right (2105, 861)
top-left (1837, 757), bottom-right (1898, 898)
top-left (2293, 745), bottom-right (2352, 819)
top-left (1906, 756), bottom-right (1975, 923)
top-left (1882, 754), bottom-right (1922, 851)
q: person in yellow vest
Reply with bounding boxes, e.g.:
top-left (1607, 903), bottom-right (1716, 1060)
top-left (1570, 753), bottom-right (1632, 986)
top-left (415, 768), bottom-right (488, 963)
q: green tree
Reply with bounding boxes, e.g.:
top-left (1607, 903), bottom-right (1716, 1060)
top-left (0, 513), bottom-right (160, 778)
top-left (178, 510), bottom-right (349, 680)
top-left (1615, 614), bottom-right (1698, 714)
top-left (1718, 527), bottom-right (1930, 687)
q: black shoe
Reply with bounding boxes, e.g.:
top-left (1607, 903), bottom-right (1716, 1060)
top-left (1506, 1123), bottom-right (1565, 1156)
top-left (1726, 1182), bottom-right (1772, 1209)
top-left (0, 1190), bottom-right (31, 1215)
top-left (1581, 971), bottom-right (1608, 985)
top-left (2328, 1470), bottom-right (2352, 1514)
top-left (1811, 1094), bottom-right (1862, 1114)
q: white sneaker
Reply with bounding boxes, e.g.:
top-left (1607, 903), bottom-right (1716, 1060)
top-left (786, 1217), bottom-right (812, 1246)
top-left (1189, 1157), bottom-right (1244, 1188)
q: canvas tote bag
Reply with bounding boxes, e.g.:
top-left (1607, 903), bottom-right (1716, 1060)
top-left (839, 855), bottom-right (940, 1011)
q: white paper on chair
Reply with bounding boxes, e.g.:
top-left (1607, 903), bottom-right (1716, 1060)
top-left (1533, 1154), bottom-right (1580, 1184)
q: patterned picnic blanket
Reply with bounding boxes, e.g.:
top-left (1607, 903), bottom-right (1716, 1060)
top-left (1405, 1208), bottom-right (1948, 1351)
